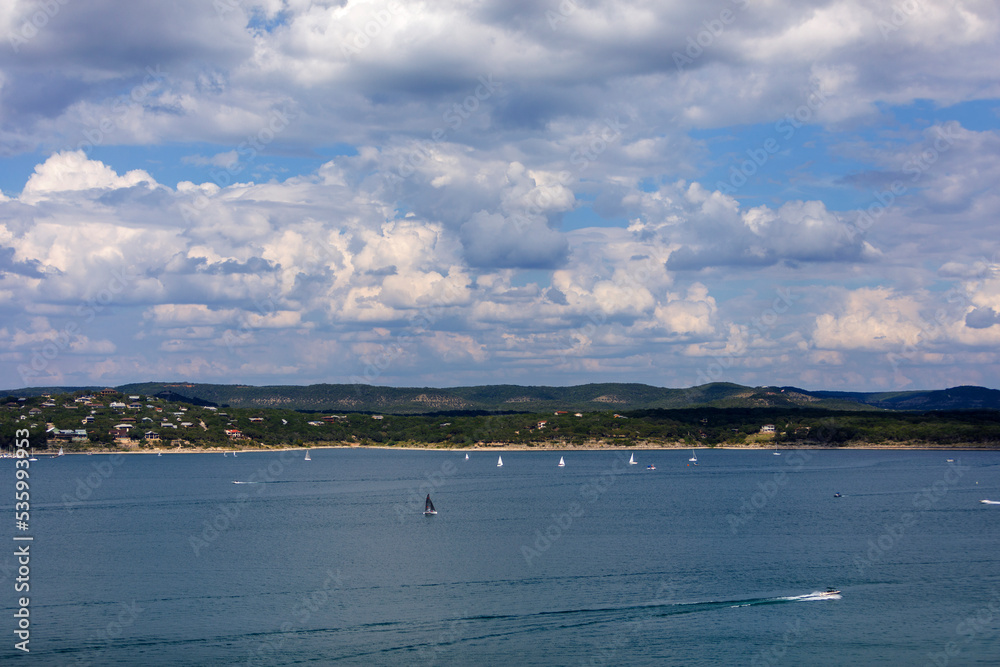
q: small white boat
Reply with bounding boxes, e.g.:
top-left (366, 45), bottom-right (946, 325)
top-left (773, 447), bottom-right (781, 456)
top-left (304, 450), bottom-right (311, 461)
top-left (465, 453), bottom-right (469, 460)
top-left (57, 447), bottom-right (64, 457)
top-left (424, 494), bottom-right (437, 515)
top-left (689, 449), bottom-right (697, 463)
top-left (558, 456), bottom-right (565, 467)
top-left (157, 452), bottom-right (162, 457)
top-left (497, 455), bottom-right (503, 467)
top-left (629, 452), bottom-right (637, 465)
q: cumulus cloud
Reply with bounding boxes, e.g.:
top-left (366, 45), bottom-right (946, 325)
top-left (20, 151), bottom-right (157, 204)
top-left (965, 307), bottom-right (1000, 329)
top-left (460, 211), bottom-right (568, 269)
top-left (627, 182), bottom-right (877, 270)
top-left (812, 288), bottom-right (926, 351)
top-left (1, 1), bottom-right (999, 389)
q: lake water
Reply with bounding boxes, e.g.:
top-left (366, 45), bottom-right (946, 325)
top-left (3, 448), bottom-right (999, 665)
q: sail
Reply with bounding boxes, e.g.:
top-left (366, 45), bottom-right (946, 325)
top-left (425, 494), bottom-right (435, 513)
top-left (629, 452), bottom-right (636, 464)
top-left (558, 456), bottom-right (565, 467)
top-left (304, 450), bottom-right (311, 460)
top-left (497, 455), bottom-right (503, 467)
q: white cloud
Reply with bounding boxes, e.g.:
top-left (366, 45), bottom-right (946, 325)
top-left (20, 151), bottom-right (157, 204)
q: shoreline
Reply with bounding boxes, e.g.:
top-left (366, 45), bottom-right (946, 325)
top-left (48, 441), bottom-right (1000, 454)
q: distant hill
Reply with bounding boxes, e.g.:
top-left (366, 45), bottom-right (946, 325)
top-left (797, 385), bottom-right (1000, 411)
top-left (3, 381), bottom-right (998, 414)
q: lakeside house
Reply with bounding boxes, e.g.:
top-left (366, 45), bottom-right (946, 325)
top-left (760, 424), bottom-right (776, 433)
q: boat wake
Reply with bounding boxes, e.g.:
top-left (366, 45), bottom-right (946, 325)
top-left (641, 590), bottom-right (841, 613)
top-left (981, 499), bottom-right (1000, 504)
top-left (781, 591), bottom-right (842, 602)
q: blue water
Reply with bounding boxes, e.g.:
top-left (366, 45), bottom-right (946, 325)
top-left (3, 448), bottom-right (999, 665)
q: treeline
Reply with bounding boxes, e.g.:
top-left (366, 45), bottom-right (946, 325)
top-left (2, 394), bottom-right (999, 451)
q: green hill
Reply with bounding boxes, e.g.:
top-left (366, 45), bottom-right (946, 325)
top-left (4, 381), bottom-right (997, 414)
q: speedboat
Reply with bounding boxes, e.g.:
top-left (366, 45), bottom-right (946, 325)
top-left (833, 493), bottom-right (842, 498)
top-left (819, 588), bottom-right (840, 596)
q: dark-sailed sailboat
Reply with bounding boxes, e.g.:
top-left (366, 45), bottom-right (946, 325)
top-left (424, 494), bottom-right (437, 515)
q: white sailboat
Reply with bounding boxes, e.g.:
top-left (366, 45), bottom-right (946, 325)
top-left (57, 447), bottom-right (64, 457)
top-left (465, 453), bottom-right (469, 460)
top-left (773, 446), bottom-right (781, 456)
top-left (689, 449), bottom-right (698, 463)
top-left (424, 494), bottom-right (437, 515)
top-left (629, 452), bottom-right (637, 465)
top-left (304, 450), bottom-right (311, 461)
top-left (558, 456), bottom-right (565, 467)
top-left (497, 455), bottom-right (503, 467)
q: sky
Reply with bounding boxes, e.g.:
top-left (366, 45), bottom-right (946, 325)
top-left (1, 0), bottom-right (999, 392)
